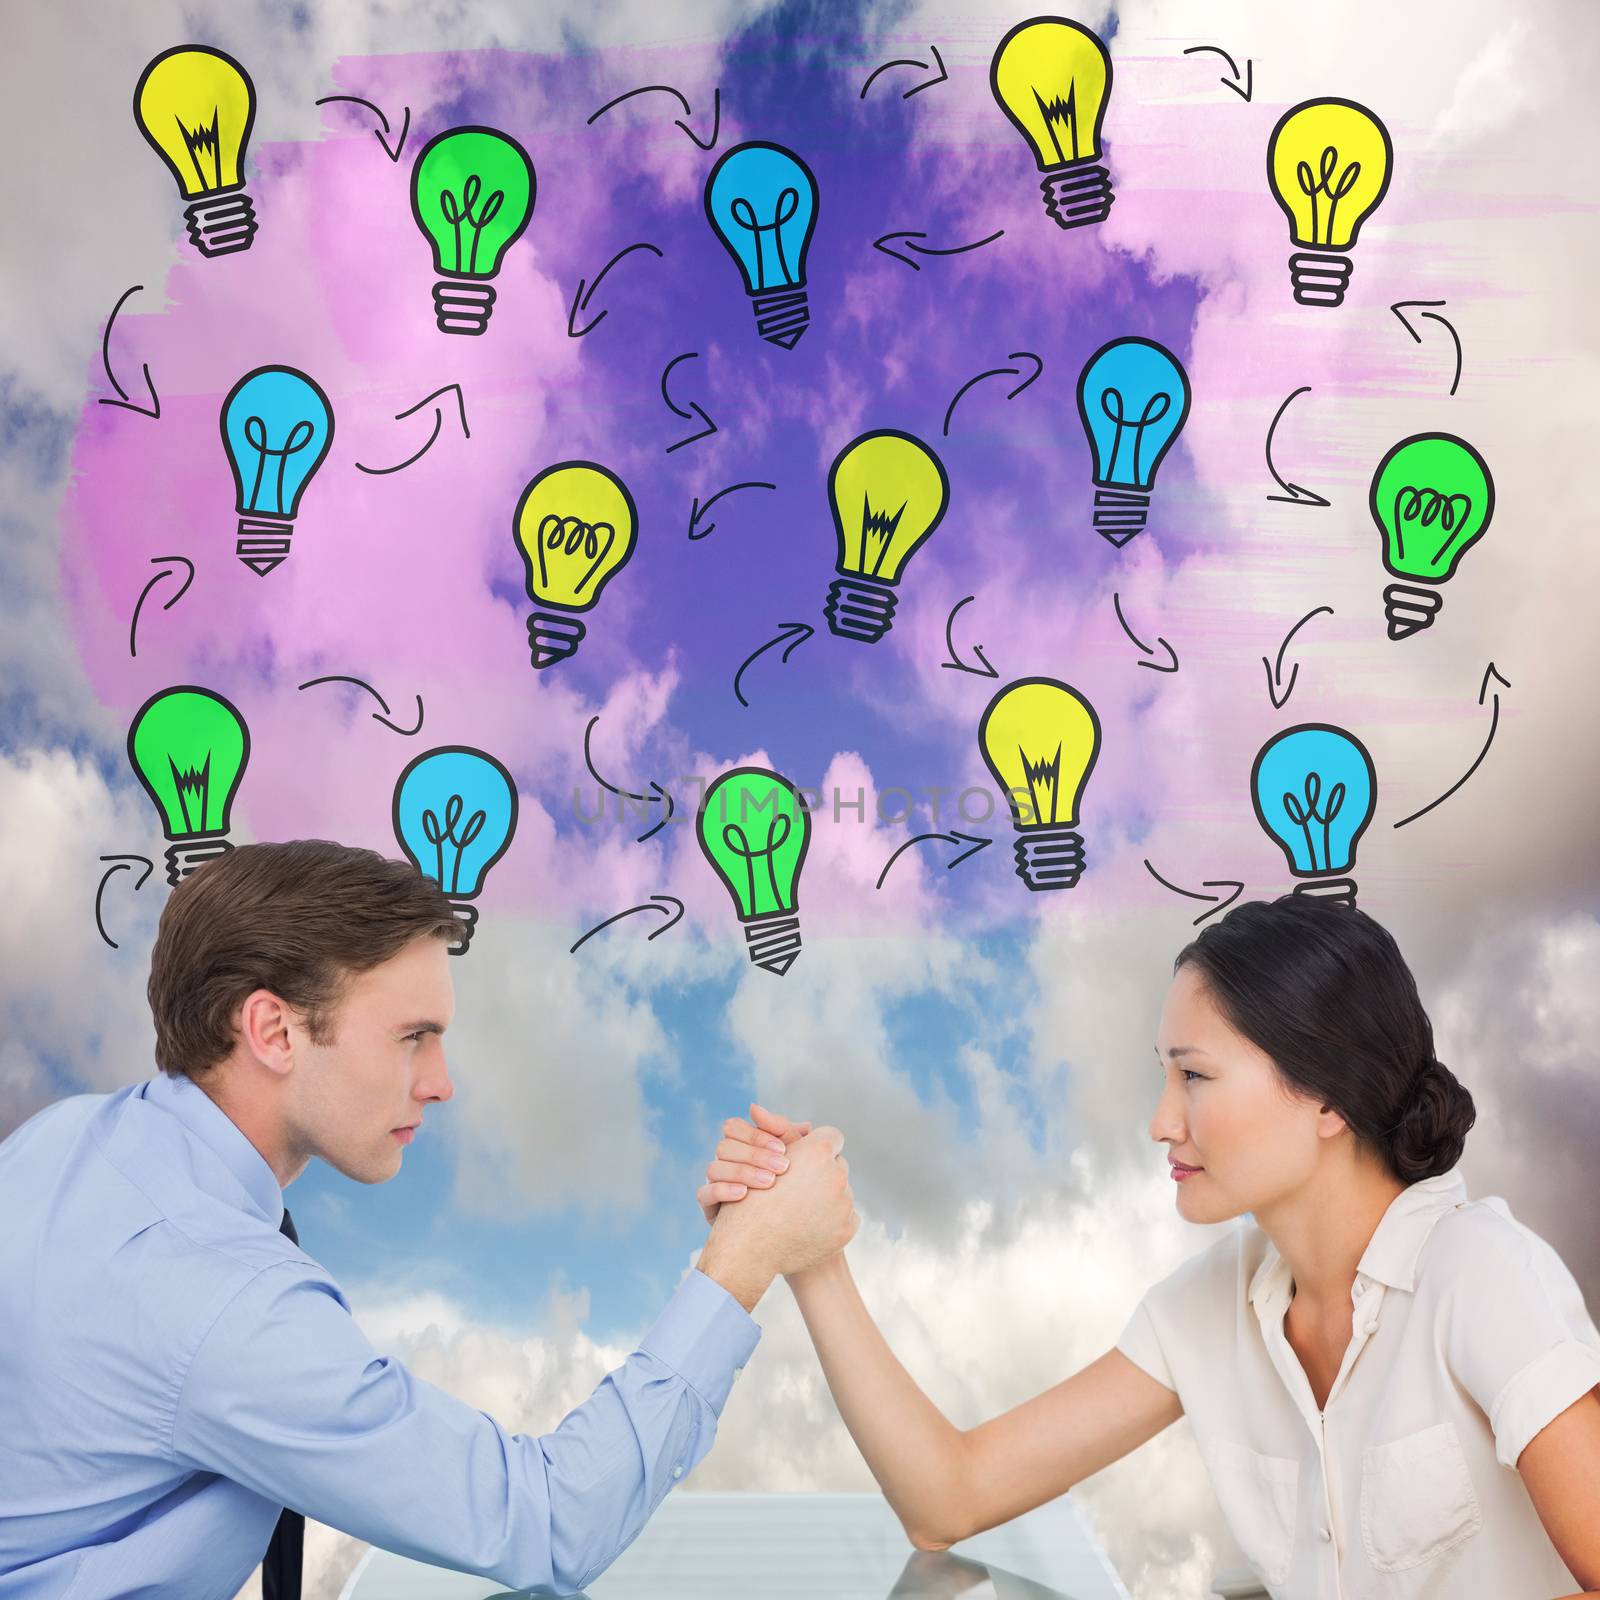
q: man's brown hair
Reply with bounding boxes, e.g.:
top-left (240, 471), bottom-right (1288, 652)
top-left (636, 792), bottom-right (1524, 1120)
top-left (148, 839), bottom-right (463, 1082)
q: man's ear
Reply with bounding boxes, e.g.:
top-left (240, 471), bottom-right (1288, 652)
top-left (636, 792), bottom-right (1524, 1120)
top-left (238, 988), bottom-right (297, 1072)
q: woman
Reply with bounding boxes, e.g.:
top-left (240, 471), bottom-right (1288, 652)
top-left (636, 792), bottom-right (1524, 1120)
top-left (698, 896), bottom-right (1600, 1597)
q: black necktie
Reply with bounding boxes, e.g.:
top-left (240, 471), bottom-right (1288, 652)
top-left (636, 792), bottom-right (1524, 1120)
top-left (261, 1206), bottom-right (303, 1600)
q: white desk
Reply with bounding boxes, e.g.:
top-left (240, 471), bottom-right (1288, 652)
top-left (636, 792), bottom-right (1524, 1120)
top-left (338, 1490), bottom-right (1134, 1599)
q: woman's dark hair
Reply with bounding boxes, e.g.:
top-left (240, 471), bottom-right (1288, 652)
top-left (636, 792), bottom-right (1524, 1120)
top-left (148, 839), bottom-right (463, 1082)
top-left (1173, 895), bottom-right (1475, 1184)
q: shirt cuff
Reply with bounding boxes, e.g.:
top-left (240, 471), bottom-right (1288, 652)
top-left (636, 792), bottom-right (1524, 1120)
top-left (1490, 1337), bottom-right (1600, 1470)
top-left (637, 1266), bottom-right (762, 1416)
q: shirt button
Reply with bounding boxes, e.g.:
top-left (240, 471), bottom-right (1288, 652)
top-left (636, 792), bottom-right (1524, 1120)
top-left (1352, 1281), bottom-right (1364, 1298)
top-left (672, 1464), bottom-right (684, 1478)
top-left (734, 1364), bottom-right (744, 1375)
top-left (1364, 1318), bottom-right (1379, 1333)
top-left (1319, 1525), bottom-right (1332, 1542)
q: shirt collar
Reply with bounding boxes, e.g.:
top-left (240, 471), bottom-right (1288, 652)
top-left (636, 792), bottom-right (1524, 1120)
top-left (1247, 1163), bottom-right (1470, 1309)
top-left (136, 1069), bottom-right (286, 1229)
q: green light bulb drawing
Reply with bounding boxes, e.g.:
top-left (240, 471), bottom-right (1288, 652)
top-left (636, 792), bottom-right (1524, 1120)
top-left (409, 125), bottom-right (535, 336)
top-left (1369, 432), bottom-right (1495, 640)
top-left (127, 685), bottom-right (251, 885)
top-left (696, 767), bottom-right (812, 976)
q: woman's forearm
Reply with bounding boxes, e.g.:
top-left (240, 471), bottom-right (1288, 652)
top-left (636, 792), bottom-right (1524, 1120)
top-left (786, 1252), bottom-right (968, 1548)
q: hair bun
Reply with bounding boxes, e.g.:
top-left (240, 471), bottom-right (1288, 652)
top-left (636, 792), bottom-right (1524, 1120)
top-left (1387, 1056), bottom-right (1477, 1183)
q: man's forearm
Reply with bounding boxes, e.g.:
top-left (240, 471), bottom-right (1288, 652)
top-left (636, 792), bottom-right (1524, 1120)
top-left (695, 1231), bottom-right (775, 1314)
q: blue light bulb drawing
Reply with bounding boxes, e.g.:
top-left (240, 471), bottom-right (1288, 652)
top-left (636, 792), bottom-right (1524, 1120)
top-left (1075, 336), bottom-right (1191, 548)
top-left (1250, 723), bottom-right (1376, 908)
top-left (392, 745), bottom-right (519, 955)
top-left (704, 140), bottom-right (819, 349)
top-left (220, 365), bottom-right (334, 577)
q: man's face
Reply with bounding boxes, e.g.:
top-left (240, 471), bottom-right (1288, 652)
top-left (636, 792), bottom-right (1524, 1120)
top-left (286, 935), bottom-right (457, 1185)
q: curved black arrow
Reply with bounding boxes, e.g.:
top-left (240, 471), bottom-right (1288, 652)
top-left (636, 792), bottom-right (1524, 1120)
top-left (874, 227), bottom-right (1005, 271)
top-left (1262, 604), bottom-right (1333, 710)
top-left (1265, 386), bottom-right (1330, 507)
top-left (876, 830), bottom-right (991, 890)
top-left (582, 714), bottom-right (675, 843)
top-left (661, 352), bottom-right (716, 452)
top-left (570, 894), bottom-right (685, 953)
top-left (96, 855), bottom-right (154, 949)
top-left (859, 46), bottom-right (948, 100)
top-left (1180, 45), bottom-right (1253, 101)
top-left (942, 352), bottom-right (1043, 437)
top-left (1113, 592), bottom-right (1179, 673)
top-left (939, 595), bottom-right (997, 678)
top-left (314, 94), bottom-right (410, 160)
top-left (688, 481), bottom-right (777, 541)
top-left (1393, 662), bottom-right (1509, 829)
top-left (129, 556), bottom-right (195, 658)
top-left (568, 242), bottom-right (664, 337)
top-left (1143, 859), bottom-right (1245, 925)
top-left (355, 386), bottom-right (470, 476)
top-left (98, 285), bottom-right (160, 419)
top-left (734, 622), bottom-right (813, 708)
top-left (297, 675), bottom-right (424, 736)
top-left (586, 84), bottom-right (721, 150)
top-left (1391, 300), bottom-right (1463, 397)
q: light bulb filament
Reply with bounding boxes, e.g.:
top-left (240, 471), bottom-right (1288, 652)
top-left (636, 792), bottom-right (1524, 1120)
top-left (1030, 82), bottom-right (1081, 165)
top-left (241, 414), bottom-right (315, 515)
top-left (1391, 486), bottom-right (1472, 570)
top-left (167, 754), bottom-right (212, 831)
top-left (720, 813), bottom-right (794, 910)
top-left (1294, 145), bottom-right (1362, 246)
top-left (1096, 387), bottom-right (1172, 483)
top-left (1016, 742), bottom-right (1063, 825)
top-left (422, 792), bottom-right (487, 893)
top-left (437, 173), bottom-right (507, 275)
top-left (728, 186), bottom-right (801, 288)
top-left (859, 493), bottom-right (908, 577)
top-left (537, 513), bottom-right (617, 599)
top-left (1280, 772), bottom-right (1346, 872)
top-left (174, 111), bottom-right (226, 191)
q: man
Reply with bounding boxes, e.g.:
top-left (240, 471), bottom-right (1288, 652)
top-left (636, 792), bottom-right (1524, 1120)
top-left (0, 840), bottom-right (856, 1599)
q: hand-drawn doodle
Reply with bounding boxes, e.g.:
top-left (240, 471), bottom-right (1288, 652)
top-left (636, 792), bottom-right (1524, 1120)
top-left (697, 767), bottom-right (811, 975)
top-left (978, 677), bottom-right (1102, 892)
top-left (392, 746), bottom-right (518, 955)
top-left (1267, 98), bottom-right (1392, 307)
top-left (512, 461), bottom-right (638, 668)
top-left (1393, 663), bottom-right (1509, 829)
top-left (99, 286), bottom-right (161, 420)
top-left (733, 623), bottom-right (814, 708)
top-left (1076, 337), bottom-right (1191, 546)
top-left (410, 126), bottom-right (535, 335)
top-left (1250, 722), bottom-right (1376, 907)
top-left (587, 84), bottom-right (721, 151)
top-left (1369, 432), bottom-right (1494, 639)
top-left (127, 685), bottom-right (251, 886)
top-left (824, 429), bottom-right (949, 642)
top-left (990, 17), bottom-right (1114, 230)
top-left (876, 830), bottom-right (991, 891)
top-left (940, 595), bottom-right (998, 679)
top-left (314, 94), bottom-right (411, 162)
top-left (220, 366), bottom-right (334, 576)
top-left (1265, 387), bottom-right (1331, 507)
top-left (704, 141), bottom-right (818, 348)
top-left (1142, 859), bottom-right (1245, 926)
top-left (133, 46), bottom-right (258, 256)
top-left (570, 895), bottom-right (684, 954)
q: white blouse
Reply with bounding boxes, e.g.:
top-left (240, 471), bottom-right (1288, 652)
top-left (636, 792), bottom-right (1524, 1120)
top-left (1115, 1165), bottom-right (1600, 1598)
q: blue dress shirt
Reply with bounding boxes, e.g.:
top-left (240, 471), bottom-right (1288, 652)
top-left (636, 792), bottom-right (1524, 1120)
top-left (0, 1071), bottom-right (761, 1599)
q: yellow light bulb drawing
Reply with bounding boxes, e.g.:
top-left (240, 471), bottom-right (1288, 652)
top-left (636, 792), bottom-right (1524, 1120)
top-left (824, 429), bottom-right (950, 643)
top-left (1267, 98), bottom-right (1392, 307)
top-left (133, 45), bottom-right (258, 256)
top-left (990, 16), bottom-right (1114, 230)
top-left (978, 677), bottom-right (1102, 892)
top-left (512, 461), bottom-right (638, 669)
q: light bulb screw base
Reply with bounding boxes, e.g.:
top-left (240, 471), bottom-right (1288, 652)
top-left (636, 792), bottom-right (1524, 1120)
top-left (433, 280), bottom-right (497, 336)
top-left (1092, 488), bottom-right (1149, 547)
top-left (1287, 251), bottom-right (1352, 307)
top-left (445, 900), bottom-right (479, 955)
top-left (743, 913), bottom-right (802, 975)
top-left (1292, 875), bottom-right (1358, 908)
top-left (237, 518), bottom-right (293, 577)
top-left (184, 191), bottom-right (257, 257)
top-left (824, 576), bottom-right (897, 642)
top-left (750, 287), bottom-right (809, 349)
top-left (1012, 826), bottom-right (1086, 891)
top-left (164, 835), bottom-right (232, 887)
top-left (527, 611), bottom-right (586, 669)
top-left (1040, 163), bottom-right (1114, 230)
top-left (1382, 581), bottom-right (1442, 640)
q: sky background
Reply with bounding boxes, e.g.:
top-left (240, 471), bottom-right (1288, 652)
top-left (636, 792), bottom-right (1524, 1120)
top-left (5, 2), bottom-right (1600, 1597)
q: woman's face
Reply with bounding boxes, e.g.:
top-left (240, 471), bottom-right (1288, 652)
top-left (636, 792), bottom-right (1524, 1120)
top-left (1150, 962), bottom-right (1338, 1221)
